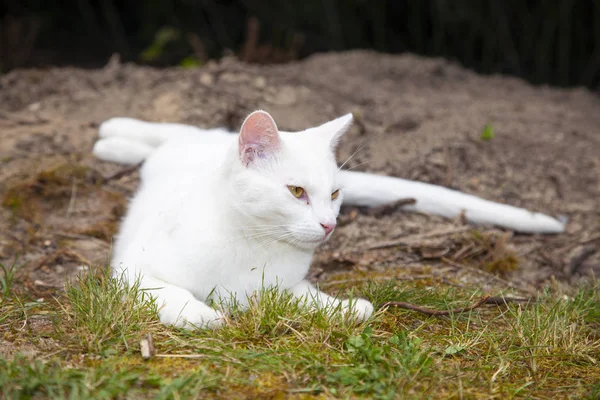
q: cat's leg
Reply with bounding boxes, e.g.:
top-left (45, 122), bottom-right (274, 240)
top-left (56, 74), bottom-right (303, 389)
top-left (93, 137), bottom-right (155, 165)
top-left (138, 274), bottom-right (225, 329)
top-left (290, 280), bottom-right (373, 321)
top-left (99, 118), bottom-right (206, 147)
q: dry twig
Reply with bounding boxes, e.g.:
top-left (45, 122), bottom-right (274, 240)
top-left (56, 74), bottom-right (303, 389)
top-left (0, 109), bottom-right (49, 126)
top-left (361, 198), bottom-right (416, 217)
top-left (320, 275), bottom-right (439, 288)
top-left (102, 162), bottom-right (143, 183)
top-left (566, 244), bottom-right (597, 278)
top-left (35, 248), bottom-right (91, 270)
top-left (581, 234), bottom-right (600, 245)
top-left (368, 226), bottom-right (471, 250)
top-left (55, 231), bottom-right (110, 247)
top-left (381, 294), bottom-right (491, 316)
top-left (483, 296), bottom-right (535, 305)
top-left (381, 294), bottom-right (535, 316)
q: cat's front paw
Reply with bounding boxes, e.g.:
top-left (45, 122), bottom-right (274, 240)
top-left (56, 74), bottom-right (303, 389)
top-left (99, 117), bottom-right (146, 139)
top-left (159, 299), bottom-right (225, 330)
top-left (342, 298), bottom-right (374, 322)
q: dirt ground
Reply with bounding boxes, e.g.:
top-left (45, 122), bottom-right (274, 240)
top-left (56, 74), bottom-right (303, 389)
top-left (1, 51), bottom-right (599, 299)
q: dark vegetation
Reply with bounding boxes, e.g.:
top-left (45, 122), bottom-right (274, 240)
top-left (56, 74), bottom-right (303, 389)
top-left (2, 0), bottom-right (600, 88)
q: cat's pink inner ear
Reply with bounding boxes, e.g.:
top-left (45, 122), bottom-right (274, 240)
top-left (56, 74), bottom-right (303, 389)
top-left (238, 110), bottom-right (281, 166)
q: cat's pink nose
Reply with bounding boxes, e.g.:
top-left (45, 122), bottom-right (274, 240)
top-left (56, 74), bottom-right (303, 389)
top-left (320, 222), bottom-right (336, 235)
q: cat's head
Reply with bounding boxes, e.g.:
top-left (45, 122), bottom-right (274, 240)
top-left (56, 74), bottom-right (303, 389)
top-left (230, 110), bottom-right (352, 250)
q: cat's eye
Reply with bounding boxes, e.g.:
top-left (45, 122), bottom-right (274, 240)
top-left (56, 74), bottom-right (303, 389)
top-left (331, 189), bottom-right (340, 200)
top-left (288, 185), bottom-right (305, 198)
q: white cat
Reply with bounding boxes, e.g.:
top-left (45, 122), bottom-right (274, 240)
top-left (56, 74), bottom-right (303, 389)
top-left (93, 111), bottom-right (564, 329)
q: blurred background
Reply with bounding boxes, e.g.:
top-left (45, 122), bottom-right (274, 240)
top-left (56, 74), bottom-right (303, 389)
top-left (1, 0), bottom-right (599, 88)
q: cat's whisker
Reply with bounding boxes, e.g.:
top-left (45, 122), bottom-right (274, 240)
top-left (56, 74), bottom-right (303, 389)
top-left (253, 232), bottom-right (292, 248)
top-left (238, 229), bottom-right (280, 238)
top-left (236, 227), bottom-right (301, 245)
top-left (238, 226), bottom-right (287, 235)
top-left (337, 140), bottom-right (366, 171)
top-left (236, 224), bottom-right (291, 231)
top-left (343, 160), bottom-right (371, 171)
top-left (254, 230), bottom-right (298, 246)
top-left (246, 232), bottom-right (280, 239)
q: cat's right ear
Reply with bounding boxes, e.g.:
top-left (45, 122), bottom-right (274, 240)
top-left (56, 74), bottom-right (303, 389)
top-left (238, 110), bottom-right (281, 167)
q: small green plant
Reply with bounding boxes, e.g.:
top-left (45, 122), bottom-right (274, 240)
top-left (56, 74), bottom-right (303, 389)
top-left (140, 26), bottom-right (180, 62)
top-left (326, 326), bottom-right (431, 398)
top-left (0, 258), bottom-right (20, 297)
top-left (480, 123), bottom-right (495, 140)
top-left (179, 56), bottom-right (202, 68)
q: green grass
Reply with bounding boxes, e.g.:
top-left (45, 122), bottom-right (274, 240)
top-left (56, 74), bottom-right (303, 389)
top-left (56, 270), bottom-right (161, 354)
top-left (0, 259), bottom-right (20, 298)
top-left (0, 268), bottom-right (599, 399)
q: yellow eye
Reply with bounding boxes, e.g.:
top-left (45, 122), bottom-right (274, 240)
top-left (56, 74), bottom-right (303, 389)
top-left (331, 189), bottom-right (340, 200)
top-left (288, 185), bottom-right (305, 198)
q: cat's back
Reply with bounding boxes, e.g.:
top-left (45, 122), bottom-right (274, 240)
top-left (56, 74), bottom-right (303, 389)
top-left (112, 130), bottom-right (236, 273)
top-left (141, 128), bottom-right (236, 183)
top-left (129, 128), bottom-right (235, 228)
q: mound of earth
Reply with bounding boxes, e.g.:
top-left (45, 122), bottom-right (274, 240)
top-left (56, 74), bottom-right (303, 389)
top-left (1, 51), bottom-right (599, 298)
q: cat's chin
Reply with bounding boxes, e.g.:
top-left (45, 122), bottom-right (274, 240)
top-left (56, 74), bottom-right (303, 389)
top-left (284, 236), bottom-right (329, 250)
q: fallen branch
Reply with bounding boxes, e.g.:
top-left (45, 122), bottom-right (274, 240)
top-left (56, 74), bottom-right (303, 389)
top-left (580, 234), bottom-right (600, 245)
top-left (55, 231), bottom-right (110, 247)
top-left (380, 294), bottom-right (490, 316)
top-left (380, 294), bottom-right (535, 316)
top-left (320, 274), bottom-right (439, 288)
top-left (566, 244), bottom-right (597, 277)
top-left (35, 248), bottom-right (92, 270)
top-left (0, 109), bottom-right (49, 126)
top-left (483, 296), bottom-right (535, 305)
top-left (102, 162), bottom-right (143, 183)
top-left (360, 198), bottom-right (416, 217)
top-left (368, 226), bottom-right (471, 250)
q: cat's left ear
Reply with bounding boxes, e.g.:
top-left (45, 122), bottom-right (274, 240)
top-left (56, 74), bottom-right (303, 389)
top-left (317, 113), bottom-right (354, 150)
top-left (238, 110), bottom-right (281, 167)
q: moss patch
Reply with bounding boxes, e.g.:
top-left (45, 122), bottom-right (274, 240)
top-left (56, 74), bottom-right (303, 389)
top-left (2, 162), bottom-right (95, 223)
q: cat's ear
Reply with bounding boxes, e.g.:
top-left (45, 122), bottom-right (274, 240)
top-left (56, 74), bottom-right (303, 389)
top-left (238, 110), bottom-right (281, 166)
top-left (317, 113), bottom-right (353, 150)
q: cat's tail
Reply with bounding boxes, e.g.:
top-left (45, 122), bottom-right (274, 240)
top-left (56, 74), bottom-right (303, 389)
top-left (338, 170), bottom-right (564, 233)
top-left (93, 118), bottom-right (204, 164)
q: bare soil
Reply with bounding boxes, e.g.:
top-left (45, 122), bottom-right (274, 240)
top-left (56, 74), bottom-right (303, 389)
top-left (1, 51), bottom-right (599, 299)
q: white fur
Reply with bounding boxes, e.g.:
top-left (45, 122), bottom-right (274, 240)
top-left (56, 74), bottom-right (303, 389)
top-left (338, 171), bottom-right (565, 233)
top-left (96, 113), bottom-right (373, 329)
top-left (93, 113), bottom-right (564, 328)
